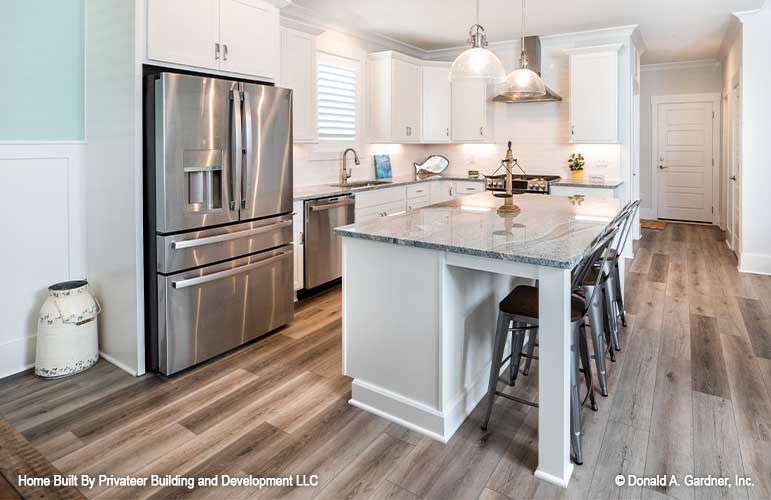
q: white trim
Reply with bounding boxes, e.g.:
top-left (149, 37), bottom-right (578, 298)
top-left (641, 59), bottom-right (720, 72)
top-left (738, 252), bottom-right (771, 276)
top-left (350, 379), bottom-right (448, 442)
top-left (534, 467), bottom-right (574, 489)
top-left (279, 6), bottom-right (427, 59)
top-left (0, 140), bottom-right (87, 145)
top-left (0, 336), bottom-right (36, 380)
top-left (279, 16), bottom-right (324, 36)
top-left (650, 93), bottom-right (721, 223)
top-left (639, 207), bottom-right (656, 220)
top-left (564, 43), bottom-right (623, 56)
top-left (99, 351), bottom-right (141, 377)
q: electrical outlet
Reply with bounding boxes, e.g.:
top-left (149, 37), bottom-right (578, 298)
top-left (594, 160), bottom-right (609, 170)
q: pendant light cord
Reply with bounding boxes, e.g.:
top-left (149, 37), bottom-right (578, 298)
top-left (520, 0), bottom-right (527, 68)
top-left (476, 0), bottom-right (480, 25)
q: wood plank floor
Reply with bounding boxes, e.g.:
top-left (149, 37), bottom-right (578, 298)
top-left (2, 224), bottom-right (771, 500)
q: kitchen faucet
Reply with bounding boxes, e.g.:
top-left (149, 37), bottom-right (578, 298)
top-left (341, 148), bottom-right (360, 185)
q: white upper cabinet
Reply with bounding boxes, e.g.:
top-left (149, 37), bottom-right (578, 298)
top-left (219, 0), bottom-right (279, 80)
top-left (567, 44), bottom-right (621, 144)
top-left (146, 0), bottom-right (279, 82)
top-left (421, 64), bottom-right (451, 143)
top-left (147, 0), bottom-right (219, 70)
top-left (451, 79), bottom-right (492, 143)
top-left (367, 52), bottom-right (421, 143)
top-left (280, 27), bottom-right (318, 143)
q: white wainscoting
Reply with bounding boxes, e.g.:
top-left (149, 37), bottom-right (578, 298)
top-left (0, 142), bottom-right (87, 378)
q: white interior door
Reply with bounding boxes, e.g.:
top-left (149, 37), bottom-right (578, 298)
top-left (656, 101), bottom-right (714, 222)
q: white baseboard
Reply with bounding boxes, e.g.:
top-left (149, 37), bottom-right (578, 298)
top-left (0, 336), bottom-right (36, 379)
top-left (350, 379), bottom-right (448, 442)
top-left (738, 252), bottom-right (771, 276)
top-left (535, 465), bottom-right (574, 488)
top-left (99, 351), bottom-right (140, 377)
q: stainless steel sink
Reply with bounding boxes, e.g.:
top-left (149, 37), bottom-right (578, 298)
top-left (331, 180), bottom-right (393, 188)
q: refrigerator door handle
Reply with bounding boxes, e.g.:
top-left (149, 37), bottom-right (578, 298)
top-left (170, 220), bottom-right (292, 250)
top-left (230, 89), bottom-right (243, 211)
top-left (241, 90), bottom-right (253, 210)
top-left (171, 249), bottom-right (292, 289)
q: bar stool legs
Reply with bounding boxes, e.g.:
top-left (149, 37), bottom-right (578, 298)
top-left (481, 311), bottom-right (510, 431)
top-left (583, 283), bottom-right (610, 396)
top-left (481, 314), bottom-right (597, 466)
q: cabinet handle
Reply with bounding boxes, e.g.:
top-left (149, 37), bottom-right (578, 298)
top-left (480, 126), bottom-right (484, 136)
top-left (223, 44), bottom-right (229, 61)
top-left (446, 127), bottom-right (449, 137)
top-left (571, 125), bottom-right (575, 136)
top-left (215, 42), bottom-right (220, 60)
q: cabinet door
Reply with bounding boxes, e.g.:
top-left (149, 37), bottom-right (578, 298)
top-left (292, 201), bottom-right (304, 292)
top-left (421, 66), bottom-right (451, 143)
top-left (569, 50), bottom-right (618, 143)
top-left (452, 79), bottom-right (489, 142)
top-left (392, 58), bottom-right (422, 142)
top-left (219, 0), bottom-right (279, 81)
top-left (429, 181), bottom-right (453, 203)
top-left (280, 28), bottom-right (317, 143)
top-left (147, 0), bottom-right (219, 70)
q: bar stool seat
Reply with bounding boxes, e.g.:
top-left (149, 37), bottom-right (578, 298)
top-left (500, 286), bottom-right (586, 322)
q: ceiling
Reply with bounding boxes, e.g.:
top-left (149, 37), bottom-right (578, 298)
top-left (290, 0), bottom-right (763, 63)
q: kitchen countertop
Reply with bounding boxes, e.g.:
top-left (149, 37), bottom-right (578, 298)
top-left (553, 178), bottom-right (624, 189)
top-left (335, 192), bottom-right (622, 268)
top-left (293, 175), bottom-right (485, 201)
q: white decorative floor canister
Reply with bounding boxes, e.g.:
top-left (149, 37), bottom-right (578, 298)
top-left (35, 280), bottom-right (100, 378)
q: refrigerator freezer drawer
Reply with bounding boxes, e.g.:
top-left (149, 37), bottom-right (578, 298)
top-left (157, 247), bottom-right (294, 375)
top-left (157, 215), bottom-right (293, 274)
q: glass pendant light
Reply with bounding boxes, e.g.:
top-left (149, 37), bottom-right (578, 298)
top-left (449, 0), bottom-right (505, 82)
top-left (499, 0), bottom-right (546, 98)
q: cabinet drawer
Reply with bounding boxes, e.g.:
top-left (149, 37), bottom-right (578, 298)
top-left (407, 195), bottom-right (430, 211)
top-left (356, 199), bottom-right (406, 222)
top-left (550, 185), bottom-right (615, 199)
top-left (355, 187), bottom-right (406, 209)
top-left (406, 184), bottom-right (429, 199)
top-left (455, 181), bottom-right (484, 195)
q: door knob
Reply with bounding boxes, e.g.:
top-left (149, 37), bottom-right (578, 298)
top-left (730, 175), bottom-right (737, 181)
top-left (658, 165), bottom-right (667, 170)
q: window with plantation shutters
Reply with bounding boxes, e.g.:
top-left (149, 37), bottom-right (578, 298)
top-left (317, 54), bottom-right (358, 142)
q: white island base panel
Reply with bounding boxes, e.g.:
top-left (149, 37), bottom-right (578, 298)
top-left (341, 237), bottom-right (623, 487)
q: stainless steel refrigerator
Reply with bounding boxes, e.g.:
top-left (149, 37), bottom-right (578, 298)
top-left (144, 71), bottom-right (293, 375)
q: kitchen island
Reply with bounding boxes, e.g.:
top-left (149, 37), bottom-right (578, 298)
top-left (336, 192), bottom-right (624, 488)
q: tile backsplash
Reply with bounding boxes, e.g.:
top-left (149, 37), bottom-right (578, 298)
top-left (293, 141), bottom-right (621, 187)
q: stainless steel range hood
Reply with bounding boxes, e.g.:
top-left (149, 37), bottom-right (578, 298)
top-left (493, 36), bottom-right (562, 103)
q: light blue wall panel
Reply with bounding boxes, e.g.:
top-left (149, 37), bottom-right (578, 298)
top-left (0, 0), bottom-right (84, 140)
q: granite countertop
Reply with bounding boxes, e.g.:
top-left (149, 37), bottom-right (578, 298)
top-left (553, 178), bottom-right (624, 189)
top-left (335, 192), bottom-right (623, 269)
top-left (293, 175), bottom-right (485, 201)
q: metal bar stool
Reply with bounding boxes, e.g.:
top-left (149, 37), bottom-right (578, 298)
top-left (598, 200), bottom-right (640, 353)
top-left (480, 224), bottom-right (619, 465)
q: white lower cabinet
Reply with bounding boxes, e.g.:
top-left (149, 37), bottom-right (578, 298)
top-left (355, 187), bottom-right (407, 223)
top-left (429, 181), bottom-right (454, 203)
top-left (292, 201), bottom-right (304, 293)
top-left (549, 185), bottom-right (619, 199)
top-left (454, 181), bottom-right (484, 196)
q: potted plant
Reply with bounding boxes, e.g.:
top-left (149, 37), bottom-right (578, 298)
top-left (568, 153), bottom-right (585, 182)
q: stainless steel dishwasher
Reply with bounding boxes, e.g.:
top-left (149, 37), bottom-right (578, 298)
top-left (304, 194), bottom-right (355, 288)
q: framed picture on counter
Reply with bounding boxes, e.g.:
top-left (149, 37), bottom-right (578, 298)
top-left (374, 155), bottom-right (392, 180)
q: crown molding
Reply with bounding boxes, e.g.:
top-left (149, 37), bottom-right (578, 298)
top-left (280, 16), bottom-right (324, 36)
top-left (640, 59), bottom-right (721, 72)
top-left (279, 2), bottom-right (428, 59)
top-left (733, 7), bottom-right (764, 22)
